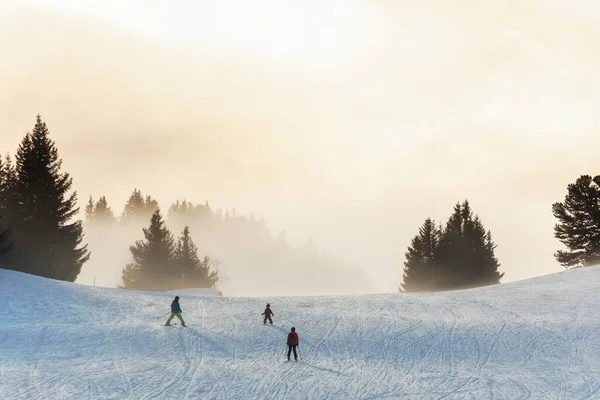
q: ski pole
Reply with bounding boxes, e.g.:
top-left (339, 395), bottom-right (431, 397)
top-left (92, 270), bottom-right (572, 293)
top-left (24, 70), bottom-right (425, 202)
top-left (298, 345), bottom-right (302, 360)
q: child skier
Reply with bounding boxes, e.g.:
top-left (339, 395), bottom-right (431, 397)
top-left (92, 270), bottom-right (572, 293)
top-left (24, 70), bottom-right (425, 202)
top-left (262, 303), bottom-right (274, 325)
top-left (165, 296), bottom-right (186, 327)
top-left (287, 327), bottom-right (299, 361)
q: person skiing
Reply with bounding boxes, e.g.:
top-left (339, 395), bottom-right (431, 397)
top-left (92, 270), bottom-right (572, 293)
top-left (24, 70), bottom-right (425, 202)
top-left (165, 296), bottom-right (186, 327)
top-left (262, 303), bottom-right (274, 325)
top-left (287, 327), bottom-right (299, 361)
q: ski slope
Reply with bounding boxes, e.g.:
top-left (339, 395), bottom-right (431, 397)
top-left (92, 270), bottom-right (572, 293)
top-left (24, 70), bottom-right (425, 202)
top-left (1, 267), bottom-right (600, 399)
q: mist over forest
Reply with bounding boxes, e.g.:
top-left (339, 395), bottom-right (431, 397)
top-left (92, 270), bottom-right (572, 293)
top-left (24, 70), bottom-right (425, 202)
top-left (82, 190), bottom-right (371, 296)
top-left (3, 1), bottom-right (600, 294)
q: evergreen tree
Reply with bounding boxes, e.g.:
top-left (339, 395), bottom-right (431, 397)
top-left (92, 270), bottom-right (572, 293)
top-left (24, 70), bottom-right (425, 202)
top-left (465, 214), bottom-right (503, 286)
top-left (94, 196), bottom-right (115, 224)
top-left (481, 230), bottom-right (502, 284)
top-left (0, 155), bottom-right (16, 268)
top-left (552, 175), bottom-right (600, 267)
top-left (121, 189), bottom-right (144, 220)
top-left (401, 218), bottom-right (441, 292)
top-left (144, 195), bottom-right (159, 216)
top-left (434, 202), bottom-right (467, 290)
top-left (402, 200), bottom-right (502, 292)
top-left (11, 115), bottom-right (89, 281)
top-left (174, 226), bottom-right (218, 288)
top-left (0, 154), bottom-right (16, 219)
top-left (85, 196), bottom-right (95, 223)
top-left (121, 209), bottom-right (175, 291)
top-left (121, 189), bottom-right (158, 222)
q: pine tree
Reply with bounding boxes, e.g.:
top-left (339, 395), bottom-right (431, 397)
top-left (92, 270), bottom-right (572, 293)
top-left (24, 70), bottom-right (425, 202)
top-left (552, 175), bottom-right (600, 268)
top-left (434, 202), bottom-right (467, 290)
top-left (443, 200), bottom-right (502, 290)
top-left (85, 196), bottom-right (95, 223)
top-left (402, 201), bottom-right (503, 292)
top-left (121, 189), bottom-right (144, 220)
top-left (94, 196), bottom-right (115, 224)
top-left (144, 195), bottom-right (159, 216)
top-left (401, 218), bottom-right (441, 292)
top-left (482, 230), bottom-right (503, 284)
top-left (121, 189), bottom-right (158, 222)
top-left (0, 155), bottom-right (16, 268)
top-left (11, 115), bottom-right (89, 281)
top-left (0, 154), bottom-right (16, 219)
top-left (174, 226), bottom-right (218, 289)
top-left (464, 214), bottom-right (503, 286)
top-left (121, 209), bottom-right (176, 291)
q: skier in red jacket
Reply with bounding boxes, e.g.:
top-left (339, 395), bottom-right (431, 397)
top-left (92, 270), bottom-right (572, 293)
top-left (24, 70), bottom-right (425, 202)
top-left (287, 327), bottom-right (299, 361)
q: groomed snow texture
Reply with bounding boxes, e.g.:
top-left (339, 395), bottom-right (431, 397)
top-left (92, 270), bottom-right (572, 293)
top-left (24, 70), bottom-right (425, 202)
top-left (1, 266), bottom-right (600, 399)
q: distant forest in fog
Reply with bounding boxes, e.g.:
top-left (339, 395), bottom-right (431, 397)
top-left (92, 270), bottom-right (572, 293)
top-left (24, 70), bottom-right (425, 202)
top-left (2, 115), bottom-right (598, 297)
top-left (0, 115), bottom-right (370, 297)
top-left (83, 190), bottom-right (369, 296)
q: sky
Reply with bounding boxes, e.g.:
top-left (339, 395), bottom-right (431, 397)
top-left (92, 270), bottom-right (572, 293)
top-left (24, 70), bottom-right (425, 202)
top-left (1, 0), bottom-right (600, 292)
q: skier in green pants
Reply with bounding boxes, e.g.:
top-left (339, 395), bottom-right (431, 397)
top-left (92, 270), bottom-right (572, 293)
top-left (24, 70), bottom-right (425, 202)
top-left (165, 296), bottom-right (186, 326)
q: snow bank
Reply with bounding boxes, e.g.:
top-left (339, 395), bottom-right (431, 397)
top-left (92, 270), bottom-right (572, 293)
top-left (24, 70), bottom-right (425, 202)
top-left (1, 266), bottom-right (600, 399)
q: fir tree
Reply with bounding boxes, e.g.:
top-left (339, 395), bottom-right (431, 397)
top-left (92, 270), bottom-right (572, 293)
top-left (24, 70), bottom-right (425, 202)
top-left (11, 115), bottom-right (89, 281)
top-left (174, 226), bottom-right (200, 275)
top-left (401, 218), bottom-right (441, 292)
top-left (85, 196), bottom-right (95, 223)
top-left (0, 154), bottom-right (16, 219)
top-left (552, 175), bottom-right (600, 268)
top-left (144, 195), bottom-right (159, 216)
top-left (434, 202), bottom-right (468, 290)
top-left (481, 230), bottom-right (502, 284)
top-left (402, 200), bottom-right (502, 292)
top-left (442, 200), bottom-right (502, 290)
top-left (465, 214), bottom-right (503, 286)
top-left (121, 209), bottom-right (175, 291)
top-left (0, 155), bottom-right (16, 268)
top-left (121, 189), bottom-right (158, 222)
top-left (94, 196), bottom-right (115, 224)
top-left (174, 226), bottom-right (218, 288)
top-left (121, 189), bottom-right (144, 220)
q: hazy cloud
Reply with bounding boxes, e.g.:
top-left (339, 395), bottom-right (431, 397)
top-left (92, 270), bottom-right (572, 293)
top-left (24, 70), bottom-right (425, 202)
top-left (2, 0), bottom-right (599, 292)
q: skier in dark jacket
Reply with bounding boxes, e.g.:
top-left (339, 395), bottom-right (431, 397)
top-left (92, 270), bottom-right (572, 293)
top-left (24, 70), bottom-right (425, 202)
top-left (262, 303), bottom-right (274, 325)
top-left (165, 296), bottom-right (186, 327)
top-left (287, 327), bottom-right (299, 361)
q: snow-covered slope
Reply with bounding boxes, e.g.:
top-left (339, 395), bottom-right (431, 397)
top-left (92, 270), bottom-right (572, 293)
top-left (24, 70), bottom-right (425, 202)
top-left (1, 267), bottom-right (600, 399)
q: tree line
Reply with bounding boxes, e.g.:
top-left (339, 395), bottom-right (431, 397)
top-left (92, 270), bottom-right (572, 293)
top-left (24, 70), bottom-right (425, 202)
top-left (400, 175), bottom-right (600, 291)
top-left (1, 115), bottom-right (599, 294)
top-left (84, 190), bottom-right (367, 295)
top-left (0, 115), bottom-right (365, 294)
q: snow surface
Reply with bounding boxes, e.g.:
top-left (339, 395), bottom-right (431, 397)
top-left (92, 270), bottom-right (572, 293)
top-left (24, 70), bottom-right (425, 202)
top-left (1, 267), bottom-right (600, 399)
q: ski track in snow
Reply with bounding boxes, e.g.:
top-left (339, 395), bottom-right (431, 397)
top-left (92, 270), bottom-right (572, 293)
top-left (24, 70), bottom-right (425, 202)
top-left (2, 267), bottom-right (600, 399)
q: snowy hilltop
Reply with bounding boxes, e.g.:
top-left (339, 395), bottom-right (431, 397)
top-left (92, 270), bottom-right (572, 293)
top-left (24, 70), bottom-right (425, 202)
top-left (1, 266), bottom-right (600, 399)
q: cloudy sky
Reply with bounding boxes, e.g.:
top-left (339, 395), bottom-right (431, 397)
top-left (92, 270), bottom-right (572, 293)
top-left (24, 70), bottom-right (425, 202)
top-left (1, 0), bottom-right (599, 292)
